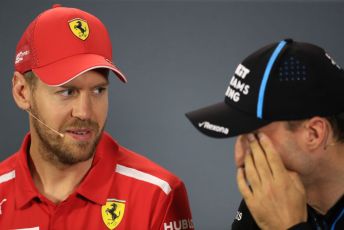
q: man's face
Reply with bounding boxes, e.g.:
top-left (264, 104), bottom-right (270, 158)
top-left (235, 121), bottom-right (307, 173)
top-left (29, 70), bottom-right (109, 165)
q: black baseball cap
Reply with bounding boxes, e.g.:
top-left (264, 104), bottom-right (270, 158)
top-left (186, 39), bottom-right (344, 138)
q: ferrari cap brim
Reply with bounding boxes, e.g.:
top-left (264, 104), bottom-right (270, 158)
top-left (33, 53), bottom-right (127, 86)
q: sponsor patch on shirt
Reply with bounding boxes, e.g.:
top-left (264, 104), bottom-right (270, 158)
top-left (163, 218), bottom-right (194, 230)
top-left (235, 211), bottom-right (243, 221)
top-left (101, 198), bottom-right (126, 229)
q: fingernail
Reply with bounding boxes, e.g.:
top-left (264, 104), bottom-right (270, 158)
top-left (247, 133), bottom-right (255, 142)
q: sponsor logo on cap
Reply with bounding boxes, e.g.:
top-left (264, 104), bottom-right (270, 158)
top-left (198, 121), bottom-right (229, 135)
top-left (225, 64), bottom-right (251, 103)
top-left (69, 18), bottom-right (89, 40)
top-left (15, 50), bottom-right (30, 64)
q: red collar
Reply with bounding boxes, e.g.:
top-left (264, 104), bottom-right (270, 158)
top-left (15, 132), bottom-right (119, 208)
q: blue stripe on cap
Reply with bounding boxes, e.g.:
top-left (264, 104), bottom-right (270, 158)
top-left (257, 40), bottom-right (287, 119)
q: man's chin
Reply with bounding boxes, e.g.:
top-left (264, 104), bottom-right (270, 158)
top-left (55, 148), bottom-right (95, 165)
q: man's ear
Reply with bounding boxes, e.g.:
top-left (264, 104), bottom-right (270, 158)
top-left (12, 71), bottom-right (32, 110)
top-left (303, 117), bottom-right (329, 151)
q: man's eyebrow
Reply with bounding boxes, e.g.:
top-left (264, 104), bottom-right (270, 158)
top-left (58, 81), bottom-right (110, 89)
top-left (91, 82), bottom-right (110, 88)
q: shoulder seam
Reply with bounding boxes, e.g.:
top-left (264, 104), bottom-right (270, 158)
top-left (115, 164), bottom-right (172, 195)
top-left (0, 170), bottom-right (16, 184)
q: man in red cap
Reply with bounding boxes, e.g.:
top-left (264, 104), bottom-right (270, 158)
top-left (0, 5), bottom-right (193, 229)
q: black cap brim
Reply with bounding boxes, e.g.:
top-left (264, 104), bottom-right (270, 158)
top-left (185, 102), bottom-right (271, 138)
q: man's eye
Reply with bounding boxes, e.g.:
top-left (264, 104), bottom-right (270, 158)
top-left (58, 89), bottom-right (76, 97)
top-left (93, 87), bottom-right (107, 94)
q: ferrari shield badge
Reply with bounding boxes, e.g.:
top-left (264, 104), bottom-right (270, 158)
top-left (101, 199), bottom-right (126, 229)
top-left (68, 18), bottom-right (89, 40)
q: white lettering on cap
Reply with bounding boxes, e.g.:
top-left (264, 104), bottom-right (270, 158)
top-left (235, 64), bottom-right (250, 79)
top-left (225, 64), bottom-right (251, 103)
top-left (15, 50), bottom-right (30, 64)
top-left (198, 121), bottom-right (229, 135)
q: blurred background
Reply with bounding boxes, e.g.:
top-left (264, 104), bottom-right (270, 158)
top-left (1, 0), bottom-right (344, 229)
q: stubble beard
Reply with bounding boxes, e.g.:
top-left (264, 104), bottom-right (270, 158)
top-left (30, 106), bottom-right (104, 166)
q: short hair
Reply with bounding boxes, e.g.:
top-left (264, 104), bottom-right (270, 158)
top-left (326, 114), bottom-right (344, 143)
top-left (287, 114), bottom-right (344, 143)
top-left (23, 71), bottom-right (38, 91)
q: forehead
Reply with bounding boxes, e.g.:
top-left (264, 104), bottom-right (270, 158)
top-left (37, 70), bottom-right (109, 89)
top-left (62, 70), bottom-right (109, 87)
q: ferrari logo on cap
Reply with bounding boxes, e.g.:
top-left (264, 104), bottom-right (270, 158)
top-left (69, 18), bottom-right (89, 40)
top-left (101, 199), bottom-right (126, 229)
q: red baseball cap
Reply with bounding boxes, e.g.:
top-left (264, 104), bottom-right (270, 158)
top-left (14, 4), bottom-right (127, 86)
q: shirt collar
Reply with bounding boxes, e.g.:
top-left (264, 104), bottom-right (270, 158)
top-left (14, 132), bottom-right (119, 208)
top-left (75, 132), bottom-right (119, 205)
top-left (15, 134), bottom-right (41, 209)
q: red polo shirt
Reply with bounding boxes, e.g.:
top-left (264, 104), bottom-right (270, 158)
top-left (0, 132), bottom-right (194, 230)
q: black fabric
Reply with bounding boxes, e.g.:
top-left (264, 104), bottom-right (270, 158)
top-left (288, 223), bottom-right (313, 230)
top-left (185, 102), bottom-right (269, 138)
top-left (186, 39), bottom-right (344, 139)
top-left (231, 195), bottom-right (344, 230)
top-left (231, 200), bottom-right (259, 230)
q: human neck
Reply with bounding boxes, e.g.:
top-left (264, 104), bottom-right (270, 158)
top-left (28, 142), bottom-right (94, 204)
top-left (303, 146), bottom-right (344, 214)
top-left (306, 181), bottom-right (344, 214)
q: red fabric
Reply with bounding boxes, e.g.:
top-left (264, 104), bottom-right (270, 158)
top-left (0, 132), bottom-right (194, 229)
top-left (14, 5), bottom-right (127, 85)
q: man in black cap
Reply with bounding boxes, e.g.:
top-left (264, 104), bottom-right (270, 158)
top-left (186, 39), bottom-right (344, 229)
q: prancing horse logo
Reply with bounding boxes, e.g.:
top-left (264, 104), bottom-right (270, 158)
top-left (74, 21), bottom-right (87, 34)
top-left (68, 18), bottom-right (89, 40)
top-left (101, 199), bottom-right (126, 229)
top-left (106, 203), bottom-right (120, 222)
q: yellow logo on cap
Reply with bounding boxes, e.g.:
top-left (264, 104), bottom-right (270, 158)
top-left (69, 18), bottom-right (89, 40)
top-left (101, 199), bottom-right (126, 229)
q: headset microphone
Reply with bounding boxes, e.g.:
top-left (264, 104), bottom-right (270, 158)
top-left (26, 110), bottom-right (65, 138)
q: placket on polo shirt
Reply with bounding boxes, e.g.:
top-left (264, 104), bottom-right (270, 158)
top-left (13, 133), bottom-right (119, 229)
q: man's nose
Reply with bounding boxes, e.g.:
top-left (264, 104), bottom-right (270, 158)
top-left (71, 93), bottom-right (92, 120)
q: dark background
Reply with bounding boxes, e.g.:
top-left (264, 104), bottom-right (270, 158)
top-left (1, 1), bottom-right (344, 229)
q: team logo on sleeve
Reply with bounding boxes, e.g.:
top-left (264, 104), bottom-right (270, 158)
top-left (101, 199), bottom-right (126, 229)
top-left (68, 18), bottom-right (89, 40)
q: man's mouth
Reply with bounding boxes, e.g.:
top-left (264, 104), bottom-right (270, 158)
top-left (65, 129), bottom-right (93, 140)
top-left (68, 130), bottom-right (90, 135)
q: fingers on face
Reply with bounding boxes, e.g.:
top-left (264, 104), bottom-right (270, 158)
top-left (237, 167), bottom-right (253, 201)
top-left (243, 149), bottom-right (261, 190)
top-left (234, 135), bottom-right (248, 168)
top-left (247, 134), bottom-right (273, 181)
top-left (257, 133), bottom-right (287, 177)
